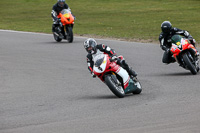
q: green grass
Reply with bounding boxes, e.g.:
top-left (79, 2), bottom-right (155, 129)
top-left (0, 0), bottom-right (200, 43)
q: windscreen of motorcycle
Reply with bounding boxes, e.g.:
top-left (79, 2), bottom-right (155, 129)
top-left (61, 9), bottom-right (71, 17)
top-left (93, 53), bottom-right (107, 73)
top-left (61, 9), bottom-right (71, 15)
top-left (171, 35), bottom-right (184, 49)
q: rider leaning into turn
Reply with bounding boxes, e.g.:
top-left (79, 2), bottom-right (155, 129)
top-left (159, 21), bottom-right (197, 64)
top-left (83, 38), bottom-right (137, 78)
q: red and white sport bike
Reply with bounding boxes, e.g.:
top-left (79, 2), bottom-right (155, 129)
top-left (93, 52), bottom-right (142, 98)
top-left (170, 35), bottom-right (199, 75)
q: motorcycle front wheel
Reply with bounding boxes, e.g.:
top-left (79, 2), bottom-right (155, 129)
top-left (53, 33), bottom-right (62, 42)
top-left (182, 52), bottom-right (197, 75)
top-left (67, 27), bottom-right (73, 43)
top-left (104, 75), bottom-right (125, 98)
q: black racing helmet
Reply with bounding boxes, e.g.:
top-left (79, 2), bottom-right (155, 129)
top-left (83, 38), bottom-right (97, 54)
top-left (161, 21), bottom-right (172, 34)
top-left (57, 0), bottom-right (65, 7)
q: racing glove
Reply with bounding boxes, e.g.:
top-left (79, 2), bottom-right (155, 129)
top-left (110, 55), bottom-right (118, 62)
top-left (184, 31), bottom-right (190, 38)
top-left (91, 72), bottom-right (96, 78)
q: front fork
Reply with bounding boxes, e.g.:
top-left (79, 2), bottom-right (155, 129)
top-left (189, 48), bottom-right (199, 67)
top-left (64, 25), bottom-right (67, 36)
top-left (64, 24), bottom-right (73, 36)
top-left (111, 72), bottom-right (122, 86)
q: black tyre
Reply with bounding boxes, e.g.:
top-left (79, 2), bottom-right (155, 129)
top-left (53, 33), bottom-right (62, 42)
top-left (132, 78), bottom-right (142, 94)
top-left (197, 67), bottom-right (199, 72)
top-left (67, 27), bottom-right (73, 43)
top-left (182, 53), bottom-right (197, 75)
top-left (196, 59), bottom-right (199, 72)
top-left (104, 75), bottom-right (125, 98)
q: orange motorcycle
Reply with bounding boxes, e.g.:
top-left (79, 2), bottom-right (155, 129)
top-left (53, 9), bottom-right (74, 43)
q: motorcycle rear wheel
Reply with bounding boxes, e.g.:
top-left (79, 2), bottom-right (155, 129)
top-left (182, 52), bottom-right (197, 75)
top-left (105, 75), bottom-right (125, 98)
top-left (132, 78), bottom-right (142, 94)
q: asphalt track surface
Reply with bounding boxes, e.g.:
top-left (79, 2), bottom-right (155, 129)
top-left (0, 30), bottom-right (200, 133)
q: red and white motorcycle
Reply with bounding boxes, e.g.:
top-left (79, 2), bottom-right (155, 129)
top-left (93, 52), bottom-right (142, 98)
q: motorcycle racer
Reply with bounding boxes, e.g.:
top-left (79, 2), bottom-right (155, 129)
top-left (83, 38), bottom-right (137, 78)
top-left (51, 0), bottom-right (74, 35)
top-left (159, 21), bottom-right (197, 64)
top-left (51, 0), bottom-right (69, 22)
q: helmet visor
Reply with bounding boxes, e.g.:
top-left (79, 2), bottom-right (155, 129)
top-left (58, 2), bottom-right (65, 7)
top-left (162, 27), bottom-right (171, 33)
top-left (87, 47), bottom-right (93, 51)
top-left (86, 46), bottom-right (93, 53)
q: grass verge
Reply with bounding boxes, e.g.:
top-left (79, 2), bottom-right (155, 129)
top-left (0, 0), bottom-right (200, 43)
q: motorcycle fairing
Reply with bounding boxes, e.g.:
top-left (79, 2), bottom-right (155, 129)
top-left (124, 79), bottom-right (138, 94)
top-left (93, 51), bottom-right (107, 73)
top-left (171, 38), bottom-right (197, 59)
top-left (93, 53), bottom-right (130, 88)
top-left (58, 9), bottom-right (74, 25)
top-left (93, 55), bottom-right (107, 73)
top-left (171, 43), bottom-right (181, 58)
top-left (116, 67), bottom-right (130, 89)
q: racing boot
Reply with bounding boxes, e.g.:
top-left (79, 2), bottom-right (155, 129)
top-left (127, 67), bottom-right (137, 77)
top-left (119, 60), bottom-right (137, 77)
